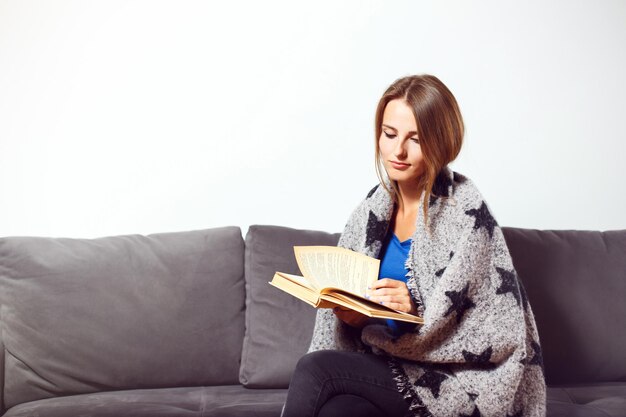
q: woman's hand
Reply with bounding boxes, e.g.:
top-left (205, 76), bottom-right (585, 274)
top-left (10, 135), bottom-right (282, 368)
top-left (366, 278), bottom-right (418, 315)
top-left (333, 307), bottom-right (369, 328)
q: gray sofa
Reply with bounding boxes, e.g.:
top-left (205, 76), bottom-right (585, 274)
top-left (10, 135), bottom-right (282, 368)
top-left (0, 224), bottom-right (624, 416)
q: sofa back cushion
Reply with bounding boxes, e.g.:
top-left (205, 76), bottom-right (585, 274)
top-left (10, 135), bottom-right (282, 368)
top-left (502, 227), bottom-right (626, 385)
top-left (239, 225), bottom-right (340, 388)
top-left (0, 227), bottom-right (246, 410)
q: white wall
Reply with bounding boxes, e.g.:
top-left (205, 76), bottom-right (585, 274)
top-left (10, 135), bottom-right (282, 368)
top-left (1, 0), bottom-right (625, 239)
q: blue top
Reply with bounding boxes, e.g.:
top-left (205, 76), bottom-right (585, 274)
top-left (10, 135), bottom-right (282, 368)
top-left (377, 232), bottom-right (417, 336)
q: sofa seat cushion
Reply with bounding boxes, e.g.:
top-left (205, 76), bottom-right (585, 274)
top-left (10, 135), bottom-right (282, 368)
top-left (547, 382), bottom-right (626, 417)
top-left (2, 386), bottom-right (287, 417)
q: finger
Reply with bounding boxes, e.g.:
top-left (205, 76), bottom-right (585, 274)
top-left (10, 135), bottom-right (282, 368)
top-left (369, 287), bottom-right (404, 297)
top-left (370, 278), bottom-right (402, 289)
top-left (368, 280), bottom-right (404, 296)
top-left (369, 286), bottom-right (411, 298)
top-left (381, 301), bottom-right (410, 313)
top-left (370, 294), bottom-right (410, 304)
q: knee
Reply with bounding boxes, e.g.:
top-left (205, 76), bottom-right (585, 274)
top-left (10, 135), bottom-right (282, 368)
top-left (293, 350), bottom-right (339, 382)
top-left (317, 397), bottom-right (345, 417)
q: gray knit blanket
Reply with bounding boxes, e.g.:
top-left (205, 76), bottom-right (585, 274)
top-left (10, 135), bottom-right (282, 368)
top-left (307, 167), bottom-right (547, 416)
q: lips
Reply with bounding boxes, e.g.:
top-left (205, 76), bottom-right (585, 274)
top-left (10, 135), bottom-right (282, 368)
top-left (390, 161), bottom-right (410, 170)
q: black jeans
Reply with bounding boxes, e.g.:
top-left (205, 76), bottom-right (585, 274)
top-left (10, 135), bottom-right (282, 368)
top-left (282, 350), bottom-right (411, 417)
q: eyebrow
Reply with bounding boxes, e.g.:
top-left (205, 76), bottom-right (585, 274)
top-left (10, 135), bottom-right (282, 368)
top-left (382, 124), bottom-right (418, 136)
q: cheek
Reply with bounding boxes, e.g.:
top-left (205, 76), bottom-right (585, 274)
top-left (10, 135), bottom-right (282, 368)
top-left (408, 147), bottom-right (424, 164)
top-left (378, 136), bottom-right (391, 155)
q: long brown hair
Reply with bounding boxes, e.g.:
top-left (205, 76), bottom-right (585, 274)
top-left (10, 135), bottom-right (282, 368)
top-left (374, 74), bottom-right (464, 230)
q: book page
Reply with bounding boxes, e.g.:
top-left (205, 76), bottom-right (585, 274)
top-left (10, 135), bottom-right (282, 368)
top-left (275, 272), bottom-right (316, 291)
top-left (294, 246), bottom-right (379, 296)
top-left (269, 273), bottom-right (320, 307)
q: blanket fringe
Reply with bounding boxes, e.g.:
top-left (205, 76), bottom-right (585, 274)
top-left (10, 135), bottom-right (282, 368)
top-left (387, 356), bottom-right (433, 417)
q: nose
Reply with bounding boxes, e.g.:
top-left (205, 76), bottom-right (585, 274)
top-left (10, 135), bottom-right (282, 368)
top-left (393, 139), bottom-right (407, 159)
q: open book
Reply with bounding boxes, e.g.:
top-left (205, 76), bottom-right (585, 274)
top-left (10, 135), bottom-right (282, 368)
top-left (269, 246), bottom-right (423, 324)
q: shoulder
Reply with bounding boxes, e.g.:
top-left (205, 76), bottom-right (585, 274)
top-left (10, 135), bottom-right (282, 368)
top-left (350, 182), bottom-right (394, 218)
top-left (427, 168), bottom-right (502, 239)
top-left (426, 167), bottom-right (486, 212)
top-left (444, 170), bottom-right (503, 243)
top-left (337, 182), bottom-right (394, 251)
top-left (448, 169), bottom-right (487, 210)
top-left (366, 184), bottom-right (380, 199)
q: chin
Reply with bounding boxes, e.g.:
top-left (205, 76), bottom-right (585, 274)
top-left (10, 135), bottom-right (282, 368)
top-left (387, 172), bottom-right (419, 184)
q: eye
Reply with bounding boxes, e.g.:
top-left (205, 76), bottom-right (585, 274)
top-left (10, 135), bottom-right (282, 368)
top-left (383, 131), bottom-right (396, 139)
top-left (411, 138), bottom-right (420, 144)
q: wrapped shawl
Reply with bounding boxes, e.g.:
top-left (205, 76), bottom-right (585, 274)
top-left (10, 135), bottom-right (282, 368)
top-left (307, 167), bottom-right (546, 417)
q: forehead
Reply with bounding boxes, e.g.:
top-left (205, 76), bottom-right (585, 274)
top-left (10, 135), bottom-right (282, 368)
top-left (382, 99), bottom-right (417, 129)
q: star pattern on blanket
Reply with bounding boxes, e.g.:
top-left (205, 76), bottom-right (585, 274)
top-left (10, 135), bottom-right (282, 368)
top-left (465, 201), bottom-right (498, 239)
top-left (365, 210), bottom-right (388, 247)
top-left (462, 346), bottom-right (493, 366)
top-left (366, 184), bottom-right (379, 199)
top-left (429, 170), bottom-right (453, 207)
top-left (496, 267), bottom-right (521, 306)
top-left (413, 368), bottom-right (449, 399)
top-left (460, 405), bottom-right (482, 417)
top-left (453, 171), bottom-right (467, 184)
top-left (444, 283), bottom-right (475, 324)
top-left (433, 170), bottom-right (453, 197)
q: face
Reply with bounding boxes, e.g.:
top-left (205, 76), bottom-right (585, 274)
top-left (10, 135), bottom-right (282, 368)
top-left (378, 99), bottom-right (425, 185)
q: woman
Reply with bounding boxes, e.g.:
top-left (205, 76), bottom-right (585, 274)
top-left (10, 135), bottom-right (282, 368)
top-left (282, 74), bottom-right (546, 417)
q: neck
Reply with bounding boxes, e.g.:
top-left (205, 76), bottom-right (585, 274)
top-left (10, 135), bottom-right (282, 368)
top-left (396, 180), bottom-right (423, 213)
